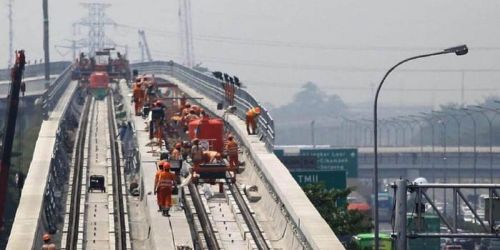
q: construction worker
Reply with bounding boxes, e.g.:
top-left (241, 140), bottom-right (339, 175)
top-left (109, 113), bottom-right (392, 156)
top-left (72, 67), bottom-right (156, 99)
top-left (154, 161), bottom-right (165, 212)
top-left (42, 233), bottom-right (56, 250)
top-left (180, 94), bottom-right (187, 109)
top-left (246, 107), bottom-right (261, 135)
top-left (171, 143), bottom-right (182, 161)
top-left (202, 151), bottom-right (222, 164)
top-left (191, 138), bottom-right (203, 169)
top-left (132, 79), bottom-right (145, 116)
top-left (155, 162), bottom-right (176, 216)
top-left (225, 135), bottom-right (239, 170)
top-left (151, 100), bottom-right (165, 146)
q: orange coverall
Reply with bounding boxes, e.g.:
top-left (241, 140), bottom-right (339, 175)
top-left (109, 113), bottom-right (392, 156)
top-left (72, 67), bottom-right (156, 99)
top-left (132, 84), bottom-right (145, 115)
top-left (155, 170), bottom-right (176, 209)
top-left (225, 139), bottom-right (239, 169)
top-left (246, 108), bottom-right (260, 135)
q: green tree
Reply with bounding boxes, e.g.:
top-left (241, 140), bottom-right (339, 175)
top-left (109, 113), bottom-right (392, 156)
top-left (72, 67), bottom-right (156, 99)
top-left (303, 182), bottom-right (372, 236)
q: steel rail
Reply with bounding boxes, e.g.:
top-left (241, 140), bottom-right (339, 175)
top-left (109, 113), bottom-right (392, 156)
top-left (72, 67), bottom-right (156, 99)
top-left (108, 93), bottom-right (127, 249)
top-left (228, 183), bottom-right (270, 250)
top-left (188, 183), bottom-right (220, 250)
top-left (65, 96), bottom-right (91, 249)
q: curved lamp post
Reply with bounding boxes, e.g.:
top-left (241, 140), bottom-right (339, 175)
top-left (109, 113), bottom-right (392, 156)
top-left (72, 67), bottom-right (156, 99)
top-left (438, 109), bottom-right (463, 183)
top-left (373, 45), bottom-right (468, 248)
top-left (471, 105), bottom-right (500, 183)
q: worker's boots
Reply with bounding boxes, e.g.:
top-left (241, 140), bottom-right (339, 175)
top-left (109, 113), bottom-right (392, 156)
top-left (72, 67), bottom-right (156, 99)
top-left (162, 208), bottom-right (170, 217)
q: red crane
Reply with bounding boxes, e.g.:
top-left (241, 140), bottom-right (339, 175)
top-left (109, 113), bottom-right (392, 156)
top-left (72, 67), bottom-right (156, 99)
top-left (0, 50), bottom-right (26, 229)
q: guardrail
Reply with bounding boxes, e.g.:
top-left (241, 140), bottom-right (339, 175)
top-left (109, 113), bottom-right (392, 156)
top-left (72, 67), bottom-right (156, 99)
top-left (0, 61), bottom-right (71, 81)
top-left (41, 63), bottom-right (74, 112)
top-left (131, 61), bottom-right (275, 150)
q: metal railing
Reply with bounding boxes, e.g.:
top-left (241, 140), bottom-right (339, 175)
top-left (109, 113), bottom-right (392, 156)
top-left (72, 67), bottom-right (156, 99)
top-left (131, 61), bottom-right (275, 150)
top-left (42, 63), bottom-right (74, 112)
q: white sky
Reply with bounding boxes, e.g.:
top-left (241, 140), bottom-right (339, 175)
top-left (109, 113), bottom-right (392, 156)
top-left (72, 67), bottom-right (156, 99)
top-left (2, 0), bottom-right (500, 108)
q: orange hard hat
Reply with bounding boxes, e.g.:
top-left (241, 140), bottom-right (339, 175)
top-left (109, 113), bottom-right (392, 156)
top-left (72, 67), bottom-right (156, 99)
top-left (254, 107), bottom-right (261, 114)
top-left (162, 162), bottom-right (171, 169)
top-left (158, 160), bottom-right (165, 169)
top-left (43, 233), bottom-right (51, 241)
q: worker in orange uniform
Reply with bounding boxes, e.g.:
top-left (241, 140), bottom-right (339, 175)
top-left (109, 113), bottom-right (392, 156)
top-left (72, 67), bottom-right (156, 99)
top-left (191, 138), bottom-right (203, 170)
top-left (42, 233), bottom-right (56, 250)
top-left (154, 161), bottom-right (165, 211)
top-left (225, 135), bottom-right (239, 170)
top-left (155, 162), bottom-right (176, 216)
top-left (132, 79), bottom-right (145, 116)
top-left (171, 143), bottom-right (182, 161)
top-left (246, 107), bottom-right (261, 135)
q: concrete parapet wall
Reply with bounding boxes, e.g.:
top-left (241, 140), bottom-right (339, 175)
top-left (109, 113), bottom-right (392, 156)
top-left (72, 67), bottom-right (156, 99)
top-left (7, 81), bottom-right (79, 250)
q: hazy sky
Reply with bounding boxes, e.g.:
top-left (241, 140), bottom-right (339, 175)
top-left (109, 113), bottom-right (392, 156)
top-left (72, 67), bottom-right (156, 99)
top-left (2, 0), bottom-right (500, 108)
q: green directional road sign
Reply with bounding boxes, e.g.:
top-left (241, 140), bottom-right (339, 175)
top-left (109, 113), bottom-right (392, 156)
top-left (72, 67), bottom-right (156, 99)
top-left (299, 148), bottom-right (358, 178)
top-left (290, 170), bottom-right (346, 190)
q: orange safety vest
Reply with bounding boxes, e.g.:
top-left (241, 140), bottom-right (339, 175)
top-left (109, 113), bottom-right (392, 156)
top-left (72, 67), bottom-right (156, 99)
top-left (246, 108), bottom-right (259, 118)
top-left (156, 171), bottom-right (175, 189)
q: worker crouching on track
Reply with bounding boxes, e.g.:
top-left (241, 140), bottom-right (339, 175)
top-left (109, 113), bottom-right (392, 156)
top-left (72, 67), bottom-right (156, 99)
top-left (155, 162), bottom-right (176, 217)
top-left (225, 135), bottom-right (239, 170)
top-left (246, 106), bottom-right (261, 135)
top-left (132, 79), bottom-right (145, 116)
top-left (202, 151), bottom-right (223, 164)
top-left (42, 233), bottom-right (56, 250)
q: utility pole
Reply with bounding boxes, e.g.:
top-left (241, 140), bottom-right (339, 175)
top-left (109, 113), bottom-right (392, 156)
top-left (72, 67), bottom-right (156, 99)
top-left (311, 120), bottom-right (315, 148)
top-left (43, 0), bottom-right (50, 86)
top-left (178, 0), bottom-right (195, 67)
top-left (7, 0), bottom-right (13, 68)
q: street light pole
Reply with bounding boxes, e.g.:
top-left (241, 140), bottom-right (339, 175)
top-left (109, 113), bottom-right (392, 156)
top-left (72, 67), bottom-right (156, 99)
top-left (373, 45), bottom-right (467, 248)
top-left (462, 108), bottom-right (478, 210)
top-left (438, 110), bottom-right (462, 183)
top-left (471, 105), bottom-right (499, 183)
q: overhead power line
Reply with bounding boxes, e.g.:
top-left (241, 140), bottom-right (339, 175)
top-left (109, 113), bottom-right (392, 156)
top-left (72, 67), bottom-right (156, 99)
top-left (115, 24), bottom-right (500, 53)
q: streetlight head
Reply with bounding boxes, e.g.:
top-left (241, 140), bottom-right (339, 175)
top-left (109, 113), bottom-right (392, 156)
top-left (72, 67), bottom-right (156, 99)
top-left (444, 45), bottom-right (468, 56)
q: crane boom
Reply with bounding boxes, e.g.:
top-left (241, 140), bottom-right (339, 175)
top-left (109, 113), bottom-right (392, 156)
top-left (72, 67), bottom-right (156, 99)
top-left (138, 29), bottom-right (152, 62)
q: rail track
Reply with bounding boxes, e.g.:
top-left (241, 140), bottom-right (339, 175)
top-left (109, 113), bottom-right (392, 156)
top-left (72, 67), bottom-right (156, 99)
top-left (185, 173), bottom-right (271, 250)
top-left (62, 94), bottom-right (128, 249)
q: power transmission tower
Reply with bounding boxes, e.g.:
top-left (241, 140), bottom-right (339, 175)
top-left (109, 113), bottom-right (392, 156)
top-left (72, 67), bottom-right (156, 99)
top-left (7, 0), bottom-right (13, 67)
top-left (74, 2), bottom-right (116, 56)
top-left (178, 0), bottom-right (195, 67)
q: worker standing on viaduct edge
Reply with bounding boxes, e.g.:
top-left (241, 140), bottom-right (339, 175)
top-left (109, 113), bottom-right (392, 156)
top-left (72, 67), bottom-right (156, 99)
top-left (246, 106), bottom-right (261, 135)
